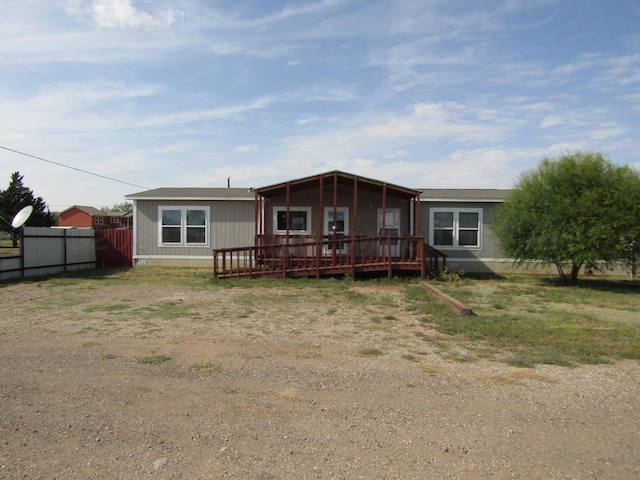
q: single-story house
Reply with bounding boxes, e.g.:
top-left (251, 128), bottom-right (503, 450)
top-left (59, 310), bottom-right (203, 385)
top-left (58, 206), bottom-right (132, 229)
top-left (126, 171), bottom-right (510, 277)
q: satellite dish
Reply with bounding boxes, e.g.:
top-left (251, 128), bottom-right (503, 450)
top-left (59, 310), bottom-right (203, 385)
top-left (11, 205), bottom-right (33, 229)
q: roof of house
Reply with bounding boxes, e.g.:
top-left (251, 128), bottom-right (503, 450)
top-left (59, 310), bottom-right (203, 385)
top-left (125, 172), bottom-right (512, 203)
top-left (255, 170), bottom-right (420, 199)
top-left (418, 189), bottom-right (511, 202)
top-left (60, 205), bottom-right (130, 216)
top-left (126, 187), bottom-right (254, 201)
top-left (126, 186), bottom-right (511, 202)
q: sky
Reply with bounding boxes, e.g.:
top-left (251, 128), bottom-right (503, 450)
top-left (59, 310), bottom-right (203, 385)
top-left (1, 0), bottom-right (639, 212)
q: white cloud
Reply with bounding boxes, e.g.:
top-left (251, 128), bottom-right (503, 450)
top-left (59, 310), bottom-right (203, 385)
top-left (235, 144), bottom-right (259, 152)
top-left (540, 114), bottom-right (563, 128)
top-left (86, 0), bottom-right (179, 28)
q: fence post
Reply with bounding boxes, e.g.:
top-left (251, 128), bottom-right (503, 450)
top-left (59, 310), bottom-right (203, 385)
top-left (20, 228), bottom-right (25, 278)
top-left (64, 229), bottom-right (68, 272)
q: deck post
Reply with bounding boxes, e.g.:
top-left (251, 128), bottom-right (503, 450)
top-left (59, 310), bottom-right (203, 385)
top-left (387, 237), bottom-right (392, 280)
top-left (222, 252), bottom-right (227, 278)
top-left (420, 241), bottom-right (425, 279)
top-left (213, 250), bottom-right (218, 278)
top-left (350, 239), bottom-right (356, 279)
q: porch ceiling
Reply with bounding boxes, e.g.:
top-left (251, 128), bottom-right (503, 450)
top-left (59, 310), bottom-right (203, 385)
top-left (255, 170), bottom-right (419, 199)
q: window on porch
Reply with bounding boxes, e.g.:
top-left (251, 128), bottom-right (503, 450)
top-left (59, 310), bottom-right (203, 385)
top-left (274, 207), bottom-right (311, 234)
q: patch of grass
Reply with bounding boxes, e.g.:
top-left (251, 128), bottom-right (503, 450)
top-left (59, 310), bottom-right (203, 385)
top-left (84, 302), bottom-right (133, 313)
top-left (412, 275), bottom-right (640, 367)
top-left (137, 355), bottom-right (171, 365)
top-left (359, 347), bottom-right (384, 356)
top-left (100, 353), bottom-right (116, 360)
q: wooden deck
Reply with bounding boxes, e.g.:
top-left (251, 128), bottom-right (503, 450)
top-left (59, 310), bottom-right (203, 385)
top-left (213, 236), bottom-right (446, 279)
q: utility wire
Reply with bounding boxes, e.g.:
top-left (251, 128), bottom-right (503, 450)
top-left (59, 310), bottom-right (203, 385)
top-left (0, 123), bottom-right (180, 187)
top-left (0, 50), bottom-right (220, 179)
top-left (0, 144), bottom-right (150, 190)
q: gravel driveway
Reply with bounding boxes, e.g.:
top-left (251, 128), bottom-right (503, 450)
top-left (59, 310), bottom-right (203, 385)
top-left (1, 280), bottom-right (639, 479)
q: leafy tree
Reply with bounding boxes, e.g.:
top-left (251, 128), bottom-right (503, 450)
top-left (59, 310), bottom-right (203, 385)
top-left (491, 151), bottom-right (640, 283)
top-left (101, 202), bottom-right (133, 213)
top-left (0, 172), bottom-right (55, 247)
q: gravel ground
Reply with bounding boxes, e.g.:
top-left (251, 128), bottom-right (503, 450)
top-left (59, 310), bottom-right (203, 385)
top-left (1, 281), bottom-right (639, 479)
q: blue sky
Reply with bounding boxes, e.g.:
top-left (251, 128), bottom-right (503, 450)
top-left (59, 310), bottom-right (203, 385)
top-left (1, 0), bottom-right (639, 211)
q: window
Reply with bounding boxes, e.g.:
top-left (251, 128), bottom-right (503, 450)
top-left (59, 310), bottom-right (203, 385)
top-left (274, 207), bottom-right (311, 234)
top-left (158, 206), bottom-right (210, 247)
top-left (430, 208), bottom-right (482, 249)
top-left (110, 217), bottom-right (119, 224)
top-left (95, 216), bottom-right (103, 225)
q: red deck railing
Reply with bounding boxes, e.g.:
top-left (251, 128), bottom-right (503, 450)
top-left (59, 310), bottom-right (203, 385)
top-left (213, 236), bottom-right (446, 279)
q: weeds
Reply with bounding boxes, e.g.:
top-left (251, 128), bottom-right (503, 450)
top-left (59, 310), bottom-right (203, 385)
top-left (359, 348), bottom-right (384, 356)
top-left (137, 355), bottom-right (171, 365)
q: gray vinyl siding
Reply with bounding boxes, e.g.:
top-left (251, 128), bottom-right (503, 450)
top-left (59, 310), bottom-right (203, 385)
top-left (133, 199), bottom-right (253, 266)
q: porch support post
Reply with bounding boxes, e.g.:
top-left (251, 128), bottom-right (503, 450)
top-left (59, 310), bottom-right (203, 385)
top-left (318, 175), bottom-right (324, 242)
top-left (416, 192), bottom-right (421, 237)
top-left (352, 175), bottom-right (358, 238)
top-left (284, 182), bottom-right (291, 278)
top-left (381, 183), bottom-right (387, 234)
top-left (317, 175), bottom-right (324, 278)
top-left (254, 191), bottom-right (259, 246)
top-left (352, 176), bottom-right (358, 279)
top-left (333, 171), bottom-right (338, 233)
top-left (286, 182), bottom-right (291, 242)
top-left (332, 171), bottom-right (338, 264)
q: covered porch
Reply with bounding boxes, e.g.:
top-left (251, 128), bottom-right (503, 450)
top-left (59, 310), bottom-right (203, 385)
top-left (214, 171), bottom-right (446, 279)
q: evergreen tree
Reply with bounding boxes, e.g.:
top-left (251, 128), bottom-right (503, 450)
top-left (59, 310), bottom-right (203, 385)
top-left (0, 172), bottom-right (55, 247)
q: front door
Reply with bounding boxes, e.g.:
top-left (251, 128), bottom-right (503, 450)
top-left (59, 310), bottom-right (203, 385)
top-left (377, 208), bottom-right (401, 257)
top-left (324, 207), bottom-right (349, 254)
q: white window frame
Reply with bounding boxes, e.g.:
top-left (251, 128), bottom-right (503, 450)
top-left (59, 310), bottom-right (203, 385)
top-left (158, 206), bottom-right (210, 248)
top-left (273, 207), bottom-right (311, 235)
top-left (429, 208), bottom-right (482, 250)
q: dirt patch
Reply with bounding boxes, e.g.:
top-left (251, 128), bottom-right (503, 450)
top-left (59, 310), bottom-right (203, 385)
top-left (1, 281), bottom-right (639, 479)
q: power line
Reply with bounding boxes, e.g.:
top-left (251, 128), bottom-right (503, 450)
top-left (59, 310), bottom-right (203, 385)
top-left (0, 49), bottom-right (220, 179)
top-left (0, 123), bottom-right (181, 187)
top-left (0, 144), bottom-right (150, 190)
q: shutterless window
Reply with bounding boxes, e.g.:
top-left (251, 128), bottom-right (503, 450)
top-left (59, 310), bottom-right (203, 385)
top-left (159, 207), bottom-right (209, 247)
top-left (274, 207), bottom-right (311, 234)
top-left (430, 209), bottom-right (482, 249)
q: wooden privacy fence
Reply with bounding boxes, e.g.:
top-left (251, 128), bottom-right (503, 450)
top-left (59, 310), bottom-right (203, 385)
top-left (0, 227), bottom-right (133, 280)
top-left (95, 228), bottom-right (133, 269)
top-left (0, 227), bottom-right (95, 280)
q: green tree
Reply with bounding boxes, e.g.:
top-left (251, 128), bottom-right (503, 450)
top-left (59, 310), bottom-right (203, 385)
top-left (101, 202), bottom-right (133, 213)
top-left (0, 172), bottom-right (55, 247)
top-left (491, 151), bottom-right (640, 283)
